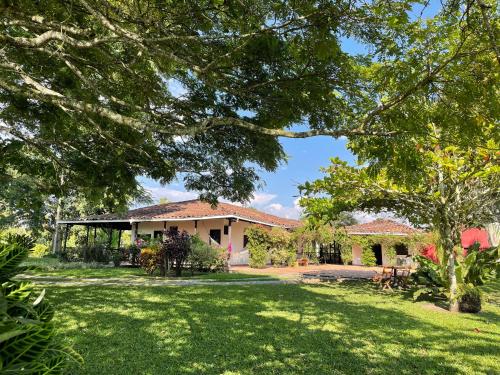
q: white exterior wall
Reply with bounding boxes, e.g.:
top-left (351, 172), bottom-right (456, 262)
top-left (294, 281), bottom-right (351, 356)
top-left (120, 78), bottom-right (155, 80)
top-left (135, 219), bottom-right (254, 265)
top-left (352, 244), bottom-right (363, 265)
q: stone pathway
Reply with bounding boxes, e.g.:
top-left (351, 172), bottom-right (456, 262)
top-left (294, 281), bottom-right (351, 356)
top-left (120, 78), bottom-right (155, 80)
top-left (17, 274), bottom-right (300, 287)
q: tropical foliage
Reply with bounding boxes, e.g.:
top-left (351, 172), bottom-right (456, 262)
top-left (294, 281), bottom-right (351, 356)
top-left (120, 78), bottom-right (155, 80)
top-left (301, 129), bottom-right (499, 311)
top-left (0, 234), bottom-right (81, 373)
top-left (30, 243), bottom-right (49, 258)
top-left (411, 243), bottom-right (499, 312)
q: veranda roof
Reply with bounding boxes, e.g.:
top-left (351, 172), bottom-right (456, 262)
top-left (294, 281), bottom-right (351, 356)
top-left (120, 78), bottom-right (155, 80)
top-left (58, 199), bottom-right (301, 229)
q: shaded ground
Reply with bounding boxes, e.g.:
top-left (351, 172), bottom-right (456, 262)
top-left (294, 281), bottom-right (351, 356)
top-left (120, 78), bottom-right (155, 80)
top-left (46, 281), bottom-right (500, 375)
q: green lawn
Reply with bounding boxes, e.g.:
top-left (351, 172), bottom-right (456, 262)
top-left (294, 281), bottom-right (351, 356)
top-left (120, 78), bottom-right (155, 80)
top-left (46, 281), bottom-right (500, 375)
top-left (22, 257), bottom-right (275, 280)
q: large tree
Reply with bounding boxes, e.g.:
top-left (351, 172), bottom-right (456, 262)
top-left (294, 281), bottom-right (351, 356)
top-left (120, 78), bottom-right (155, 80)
top-left (300, 126), bottom-right (499, 311)
top-left (1, 0), bottom-right (496, 206)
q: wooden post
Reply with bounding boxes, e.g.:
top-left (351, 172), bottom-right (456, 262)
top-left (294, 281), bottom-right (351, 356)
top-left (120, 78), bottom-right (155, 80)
top-left (93, 226), bottom-right (97, 245)
top-left (131, 222), bottom-right (138, 244)
top-left (86, 226), bottom-right (90, 247)
top-left (108, 227), bottom-right (113, 247)
top-left (117, 229), bottom-right (122, 249)
top-left (227, 219), bottom-right (232, 271)
top-left (194, 220), bottom-right (198, 234)
top-left (63, 224), bottom-right (70, 253)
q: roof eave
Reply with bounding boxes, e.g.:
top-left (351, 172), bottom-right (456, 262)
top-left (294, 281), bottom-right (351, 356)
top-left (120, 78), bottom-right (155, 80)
top-left (57, 214), bottom-right (294, 229)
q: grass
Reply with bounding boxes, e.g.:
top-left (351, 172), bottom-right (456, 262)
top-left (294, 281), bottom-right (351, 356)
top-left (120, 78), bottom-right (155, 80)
top-left (45, 280), bottom-right (500, 375)
top-left (21, 256), bottom-right (276, 280)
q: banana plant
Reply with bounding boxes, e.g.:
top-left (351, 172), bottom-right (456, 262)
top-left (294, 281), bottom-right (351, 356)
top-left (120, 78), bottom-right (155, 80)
top-left (0, 234), bottom-right (82, 373)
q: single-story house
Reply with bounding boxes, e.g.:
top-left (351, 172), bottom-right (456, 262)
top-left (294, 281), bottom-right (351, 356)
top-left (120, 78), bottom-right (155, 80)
top-left (344, 219), bottom-right (420, 266)
top-left (58, 199), bottom-right (301, 265)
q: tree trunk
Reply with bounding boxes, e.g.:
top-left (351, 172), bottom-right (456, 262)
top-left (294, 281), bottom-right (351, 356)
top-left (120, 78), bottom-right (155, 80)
top-left (440, 220), bottom-right (459, 312)
top-left (175, 262), bottom-right (182, 277)
top-left (51, 197), bottom-right (63, 254)
top-left (447, 248), bottom-right (459, 312)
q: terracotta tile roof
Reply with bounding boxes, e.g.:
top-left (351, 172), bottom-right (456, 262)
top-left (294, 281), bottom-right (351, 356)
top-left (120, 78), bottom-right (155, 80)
top-left (344, 219), bottom-right (419, 236)
top-left (71, 200), bottom-right (301, 228)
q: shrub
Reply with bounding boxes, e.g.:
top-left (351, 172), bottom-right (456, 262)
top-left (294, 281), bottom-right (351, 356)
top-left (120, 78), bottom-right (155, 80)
top-left (189, 235), bottom-right (226, 272)
top-left (59, 246), bottom-right (82, 262)
top-left (268, 228), bottom-right (296, 267)
top-left (127, 244), bottom-right (141, 265)
top-left (111, 249), bottom-right (122, 267)
top-left (361, 248), bottom-right (377, 266)
top-left (81, 244), bottom-right (110, 263)
top-left (340, 246), bottom-right (353, 265)
top-left (459, 285), bottom-right (482, 313)
top-left (31, 243), bottom-right (49, 258)
top-left (0, 234), bottom-right (82, 373)
top-left (161, 229), bottom-right (191, 277)
top-left (245, 227), bottom-right (271, 268)
top-left (139, 247), bottom-right (159, 275)
top-left (245, 226), bottom-right (298, 268)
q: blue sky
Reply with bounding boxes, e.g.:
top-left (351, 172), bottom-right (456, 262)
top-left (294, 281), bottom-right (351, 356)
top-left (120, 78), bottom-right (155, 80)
top-left (139, 1), bottom-right (441, 221)
top-left (139, 135), bottom-right (355, 219)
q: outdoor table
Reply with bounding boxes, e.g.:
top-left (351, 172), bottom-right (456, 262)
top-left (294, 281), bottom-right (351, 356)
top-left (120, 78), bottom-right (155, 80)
top-left (389, 266), bottom-right (411, 287)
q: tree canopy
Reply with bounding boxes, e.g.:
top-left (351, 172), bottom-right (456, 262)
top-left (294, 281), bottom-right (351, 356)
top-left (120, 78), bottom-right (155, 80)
top-left (300, 124), bottom-right (499, 310)
top-left (1, 0), bottom-right (498, 207)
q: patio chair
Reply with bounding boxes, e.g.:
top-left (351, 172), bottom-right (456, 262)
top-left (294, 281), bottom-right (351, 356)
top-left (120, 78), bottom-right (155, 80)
top-left (374, 267), bottom-right (393, 291)
top-left (394, 267), bottom-right (411, 289)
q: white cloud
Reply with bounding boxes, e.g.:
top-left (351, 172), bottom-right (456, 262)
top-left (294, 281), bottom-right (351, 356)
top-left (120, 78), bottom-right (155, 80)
top-left (249, 193), bottom-right (277, 206)
top-left (264, 197), bottom-right (302, 219)
top-left (268, 203), bottom-right (283, 210)
top-left (353, 211), bottom-right (407, 224)
top-left (145, 187), bottom-right (197, 203)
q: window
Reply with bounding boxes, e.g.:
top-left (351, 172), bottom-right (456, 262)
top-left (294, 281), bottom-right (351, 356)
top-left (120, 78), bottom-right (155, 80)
top-left (223, 225), bottom-right (229, 235)
top-left (153, 231), bottom-right (163, 239)
top-left (209, 229), bottom-right (221, 245)
top-left (137, 233), bottom-right (151, 241)
top-left (243, 235), bottom-right (249, 248)
top-left (395, 243), bottom-right (409, 256)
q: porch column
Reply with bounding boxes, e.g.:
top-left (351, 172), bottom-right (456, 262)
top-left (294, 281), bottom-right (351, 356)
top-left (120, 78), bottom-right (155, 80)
top-left (63, 224), bottom-right (70, 253)
top-left (194, 220), bottom-right (198, 234)
top-left (131, 222), bottom-right (138, 244)
top-left (85, 226), bottom-right (90, 247)
top-left (107, 227), bottom-right (113, 248)
top-left (93, 226), bottom-right (97, 245)
top-left (227, 219), bottom-right (232, 270)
